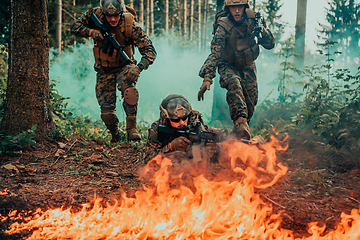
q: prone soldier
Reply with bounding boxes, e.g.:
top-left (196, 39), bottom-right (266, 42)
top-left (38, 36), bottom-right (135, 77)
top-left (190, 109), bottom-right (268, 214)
top-left (145, 94), bottom-right (225, 162)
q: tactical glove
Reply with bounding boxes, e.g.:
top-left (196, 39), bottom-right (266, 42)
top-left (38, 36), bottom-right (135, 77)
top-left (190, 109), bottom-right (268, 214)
top-left (126, 65), bottom-right (141, 84)
top-left (90, 29), bottom-right (104, 41)
top-left (168, 136), bottom-right (192, 152)
top-left (198, 77), bottom-right (212, 101)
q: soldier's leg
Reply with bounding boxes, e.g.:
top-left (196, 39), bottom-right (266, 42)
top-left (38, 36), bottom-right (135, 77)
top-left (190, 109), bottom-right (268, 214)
top-left (241, 63), bottom-right (258, 122)
top-left (95, 70), bottom-right (121, 143)
top-left (218, 64), bottom-right (251, 140)
top-left (116, 64), bottom-right (141, 141)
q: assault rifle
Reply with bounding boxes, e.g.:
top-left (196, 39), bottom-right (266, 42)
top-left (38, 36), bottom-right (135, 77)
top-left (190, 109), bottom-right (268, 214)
top-left (90, 13), bottom-right (132, 64)
top-left (158, 121), bottom-right (225, 144)
top-left (253, 12), bottom-right (264, 40)
top-left (158, 121), bottom-right (258, 145)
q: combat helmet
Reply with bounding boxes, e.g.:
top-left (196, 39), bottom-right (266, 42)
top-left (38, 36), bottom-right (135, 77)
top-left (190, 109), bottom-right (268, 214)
top-left (100, 0), bottom-right (125, 15)
top-left (160, 94), bottom-right (192, 120)
top-left (224, 0), bottom-right (250, 8)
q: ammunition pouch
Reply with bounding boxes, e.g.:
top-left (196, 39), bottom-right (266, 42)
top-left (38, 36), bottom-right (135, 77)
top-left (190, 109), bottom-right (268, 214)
top-left (93, 44), bottom-right (134, 68)
top-left (233, 44), bottom-right (259, 69)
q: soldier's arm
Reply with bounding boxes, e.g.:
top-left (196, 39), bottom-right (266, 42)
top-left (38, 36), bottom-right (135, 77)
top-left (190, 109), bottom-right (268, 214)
top-left (70, 8), bottom-right (97, 38)
top-left (145, 122), bottom-right (163, 161)
top-left (258, 18), bottom-right (276, 50)
top-left (199, 25), bottom-right (229, 80)
top-left (132, 23), bottom-right (157, 70)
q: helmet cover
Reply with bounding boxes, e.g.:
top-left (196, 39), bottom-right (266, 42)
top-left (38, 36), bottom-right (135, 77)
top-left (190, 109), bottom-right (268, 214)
top-left (160, 94), bottom-right (192, 120)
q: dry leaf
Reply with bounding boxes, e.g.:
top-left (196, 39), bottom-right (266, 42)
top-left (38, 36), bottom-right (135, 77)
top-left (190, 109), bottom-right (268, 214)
top-left (1, 164), bottom-right (20, 174)
top-left (55, 149), bottom-right (66, 157)
top-left (58, 142), bottom-right (67, 149)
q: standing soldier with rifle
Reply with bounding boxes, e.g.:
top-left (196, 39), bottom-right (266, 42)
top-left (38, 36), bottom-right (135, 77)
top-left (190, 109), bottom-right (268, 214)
top-left (145, 94), bottom-right (225, 162)
top-left (198, 0), bottom-right (275, 140)
top-left (71, 0), bottom-right (156, 142)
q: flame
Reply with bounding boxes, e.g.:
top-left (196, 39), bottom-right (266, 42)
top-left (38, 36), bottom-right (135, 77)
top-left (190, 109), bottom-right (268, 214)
top-left (0, 188), bottom-right (10, 195)
top-left (2, 136), bottom-right (360, 240)
top-left (0, 188), bottom-right (17, 196)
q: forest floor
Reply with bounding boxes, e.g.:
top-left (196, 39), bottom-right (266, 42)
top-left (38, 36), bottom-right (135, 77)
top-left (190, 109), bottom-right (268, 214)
top-left (0, 135), bottom-right (360, 239)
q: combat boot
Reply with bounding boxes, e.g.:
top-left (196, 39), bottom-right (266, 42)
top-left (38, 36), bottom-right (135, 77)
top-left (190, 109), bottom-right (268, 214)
top-left (126, 116), bottom-right (141, 141)
top-left (110, 130), bottom-right (122, 143)
top-left (234, 117), bottom-right (251, 141)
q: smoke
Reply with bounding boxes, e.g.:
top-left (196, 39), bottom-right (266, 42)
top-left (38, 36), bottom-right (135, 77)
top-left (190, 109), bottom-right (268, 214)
top-left (49, 37), bottom-right (215, 125)
top-left (49, 36), bottom-right (285, 126)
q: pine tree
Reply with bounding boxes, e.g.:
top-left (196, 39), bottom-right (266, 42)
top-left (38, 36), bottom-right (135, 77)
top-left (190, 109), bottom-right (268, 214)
top-left (318, 0), bottom-right (360, 64)
top-left (261, 0), bottom-right (285, 42)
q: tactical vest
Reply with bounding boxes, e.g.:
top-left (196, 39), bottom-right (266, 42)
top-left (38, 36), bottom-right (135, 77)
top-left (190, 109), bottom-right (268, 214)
top-left (218, 8), bottom-right (259, 69)
top-left (92, 7), bottom-right (136, 68)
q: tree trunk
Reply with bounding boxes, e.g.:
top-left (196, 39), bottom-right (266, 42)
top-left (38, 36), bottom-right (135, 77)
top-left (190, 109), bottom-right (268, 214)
top-left (184, 0), bottom-right (188, 37)
top-left (139, 0), bottom-right (144, 24)
top-left (190, 0), bottom-right (194, 40)
top-left (56, 0), bottom-right (62, 53)
top-left (73, 0), bottom-right (76, 46)
top-left (146, 0), bottom-right (149, 34)
top-left (129, 0), bottom-right (134, 8)
top-left (295, 0), bottom-right (307, 70)
top-left (1, 0), bottom-right (56, 137)
top-left (198, 0), bottom-right (202, 50)
top-left (210, 0), bottom-right (232, 126)
top-left (165, 0), bottom-right (169, 33)
top-left (176, 0), bottom-right (182, 36)
top-left (202, 0), bottom-right (208, 50)
top-left (150, 0), bottom-right (154, 35)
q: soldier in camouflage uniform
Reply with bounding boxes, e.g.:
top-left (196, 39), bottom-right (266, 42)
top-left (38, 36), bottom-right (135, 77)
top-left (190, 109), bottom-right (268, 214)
top-left (145, 94), bottom-right (222, 162)
top-left (71, 0), bottom-right (156, 142)
top-left (198, 0), bottom-right (275, 140)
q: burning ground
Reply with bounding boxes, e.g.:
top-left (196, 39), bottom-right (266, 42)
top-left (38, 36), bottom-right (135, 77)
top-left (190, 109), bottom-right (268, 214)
top-left (0, 135), bottom-right (360, 239)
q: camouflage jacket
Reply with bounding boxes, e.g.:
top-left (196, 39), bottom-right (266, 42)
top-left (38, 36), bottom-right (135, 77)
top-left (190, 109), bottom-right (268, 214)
top-left (71, 7), bottom-right (156, 69)
top-left (145, 110), bottom-right (210, 161)
top-left (199, 13), bottom-right (275, 79)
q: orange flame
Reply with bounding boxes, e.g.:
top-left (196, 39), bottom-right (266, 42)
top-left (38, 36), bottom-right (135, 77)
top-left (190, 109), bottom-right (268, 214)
top-left (2, 137), bottom-right (360, 239)
top-left (0, 188), bottom-right (10, 195)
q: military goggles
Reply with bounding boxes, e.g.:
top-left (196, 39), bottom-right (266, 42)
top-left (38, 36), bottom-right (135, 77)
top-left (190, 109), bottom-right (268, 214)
top-left (169, 116), bottom-right (188, 123)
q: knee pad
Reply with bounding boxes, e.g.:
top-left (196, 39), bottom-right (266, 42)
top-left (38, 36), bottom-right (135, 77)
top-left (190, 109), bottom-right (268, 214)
top-left (100, 110), bottom-right (118, 126)
top-left (123, 86), bottom-right (139, 105)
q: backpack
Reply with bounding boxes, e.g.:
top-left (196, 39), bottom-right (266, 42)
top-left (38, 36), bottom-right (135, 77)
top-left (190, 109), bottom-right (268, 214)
top-left (123, 5), bottom-right (138, 40)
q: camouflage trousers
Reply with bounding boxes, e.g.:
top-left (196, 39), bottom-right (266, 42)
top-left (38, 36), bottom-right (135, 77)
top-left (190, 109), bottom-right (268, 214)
top-left (218, 62), bottom-right (258, 123)
top-left (95, 64), bottom-right (137, 117)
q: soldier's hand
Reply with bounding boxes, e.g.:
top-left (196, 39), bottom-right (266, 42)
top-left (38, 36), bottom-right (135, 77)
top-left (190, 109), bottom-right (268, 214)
top-left (90, 29), bottom-right (104, 41)
top-left (126, 65), bottom-right (141, 84)
top-left (168, 136), bottom-right (192, 151)
top-left (198, 77), bottom-right (212, 101)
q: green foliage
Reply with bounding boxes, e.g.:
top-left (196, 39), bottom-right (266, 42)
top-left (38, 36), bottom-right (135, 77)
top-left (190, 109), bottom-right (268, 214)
top-left (318, 0), bottom-right (360, 62)
top-left (317, 40), bottom-right (342, 85)
top-left (0, 0), bottom-right (9, 45)
top-left (258, 0), bottom-right (285, 41)
top-left (292, 64), bottom-right (360, 148)
top-left (0, 124), bottom-right (37, 153)
top-left (271, 36), bottom-right (303, 102)
top-left (251, 100), bottom-right (300, 141)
